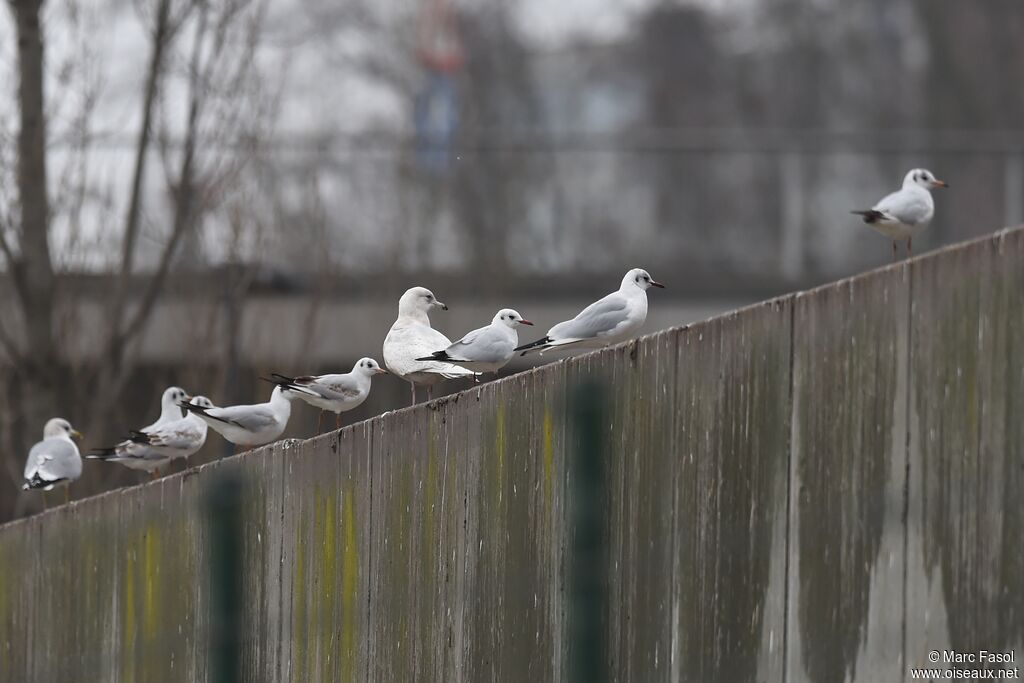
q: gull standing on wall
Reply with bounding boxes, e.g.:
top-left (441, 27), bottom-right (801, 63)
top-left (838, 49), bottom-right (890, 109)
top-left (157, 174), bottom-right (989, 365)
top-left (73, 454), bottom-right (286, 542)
top-left (383, 286), bottom-right (474, 405)
top-left (23, 418), bottom-right (84, 506)
top-left (86, 385), bottom-right (191, 478)
top-left (851, 168), bottom-right (948, 260)
top-left (181, 385), bottom-right (303, 452)
top-left (267, 357), bottom-right (388, 432)
top-left (516, 268), bottom-right (664, 356)
top-left (123, 395), bottom-right (215, 465)
top-left (416, 308), bottom-right (532, 379)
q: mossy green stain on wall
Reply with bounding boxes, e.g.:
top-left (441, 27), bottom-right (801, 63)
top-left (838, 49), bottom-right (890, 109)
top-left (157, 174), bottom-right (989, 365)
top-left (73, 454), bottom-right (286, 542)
top-left (318, 488), bottom-right (339, 680)
top-left (143, 524), bottom-right (160, 641)
top-left (292, 513), bottom-right (307, 682)
top-left (122, 534), bottom-right (137, 683)
top-left (341, 491), bottom-right (358, 683)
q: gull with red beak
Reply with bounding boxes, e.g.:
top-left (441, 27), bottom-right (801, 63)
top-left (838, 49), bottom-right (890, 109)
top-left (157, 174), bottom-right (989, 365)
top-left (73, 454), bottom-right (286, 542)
top-left (417, 308), bottom-right (533, 379)
top-left (516, 268), bottom-right (664, 356)
top-left (851, 168), bottom-right (948, 260)
top-left (264, 358), bottom-right (388, 432)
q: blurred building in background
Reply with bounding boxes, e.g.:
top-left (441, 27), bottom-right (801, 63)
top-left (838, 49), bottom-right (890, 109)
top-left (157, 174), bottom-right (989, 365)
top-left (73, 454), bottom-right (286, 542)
top-left (0, 0), bottom-right (1022, 519)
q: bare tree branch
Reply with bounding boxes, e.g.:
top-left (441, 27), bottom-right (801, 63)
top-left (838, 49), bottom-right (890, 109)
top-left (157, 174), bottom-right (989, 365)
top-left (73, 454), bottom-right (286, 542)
top-left (109, 0), bottom-right (173, 332)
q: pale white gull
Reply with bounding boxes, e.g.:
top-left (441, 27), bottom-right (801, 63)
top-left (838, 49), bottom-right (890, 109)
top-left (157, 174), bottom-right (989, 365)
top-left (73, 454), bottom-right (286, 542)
top-left (383, 286), bottom-right (474, 404)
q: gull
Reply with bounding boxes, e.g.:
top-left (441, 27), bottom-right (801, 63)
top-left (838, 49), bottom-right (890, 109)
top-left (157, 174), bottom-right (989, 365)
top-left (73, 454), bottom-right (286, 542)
top-left (416, 308), bottom-right (532, 378)
top-left (122, 395), bottom-right (214, 464)
top-left (267, 357), bottom-right (388, 432)
top-left (516, 268), bottom-right (664, 356)
top-left (144, 386), bottom-right (192, 430)
top-left (852, 168), bottom-right (948, 260)
top-left (383, 286), bottom-right (474, 405)
top-left (181, 385), bottom-right (302, 452)
top-left (87, 385), bottom-right (191, 478)
top-left (23, 418), bottom-right (83, 506)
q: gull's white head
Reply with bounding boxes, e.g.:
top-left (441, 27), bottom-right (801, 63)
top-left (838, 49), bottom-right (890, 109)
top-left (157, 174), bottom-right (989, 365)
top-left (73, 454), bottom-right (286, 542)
top-left (493, 308), bottom-right (533, 328)
top-left (43, 417), bottom-right (82, 442)
top-left (398, 286), bottom-right (447, 317)
top-left (189, 395), bottom-right (215, 409)
top-left (622, 268), bottom-right (665, 291)
top-left (353, 357), bottom-right (388, 376)
top-left (903, 168), bottom-right (947, 191)
top-left (270, 384), bottom-right (305, 402)
top-left (161, 386), bottom-right (190, 411)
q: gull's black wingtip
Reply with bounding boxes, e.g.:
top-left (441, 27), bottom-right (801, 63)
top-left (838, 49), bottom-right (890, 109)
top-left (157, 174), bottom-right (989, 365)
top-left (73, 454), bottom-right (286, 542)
top-left (415, 351), bottom-right (450, 362)
top-left (514, 336), bottom-right (552, 355)
top-left (127, 430), bottom-right (150, 444)
top-left (262, 373), bottom-right (305, 393)
top-left (851, 209), bottom-right (884, 224)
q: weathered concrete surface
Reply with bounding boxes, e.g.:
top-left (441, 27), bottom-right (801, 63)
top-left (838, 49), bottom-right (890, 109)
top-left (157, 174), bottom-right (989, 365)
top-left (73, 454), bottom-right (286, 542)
top-left (1, 228), bottom-right (1023, 682)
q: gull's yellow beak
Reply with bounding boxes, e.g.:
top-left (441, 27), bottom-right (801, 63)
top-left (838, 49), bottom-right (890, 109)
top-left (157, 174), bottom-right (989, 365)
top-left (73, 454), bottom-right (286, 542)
top-left (70, 430), bottom-right (84, 443)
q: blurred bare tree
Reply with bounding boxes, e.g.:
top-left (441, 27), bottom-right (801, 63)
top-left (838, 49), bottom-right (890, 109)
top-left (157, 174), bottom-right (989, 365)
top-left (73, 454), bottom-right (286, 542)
top-left (1, 0), bottom-right (272, 518)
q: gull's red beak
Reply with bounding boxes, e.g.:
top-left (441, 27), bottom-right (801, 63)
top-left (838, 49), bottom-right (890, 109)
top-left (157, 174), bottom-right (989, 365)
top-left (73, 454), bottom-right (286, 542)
top-left (520, 319), bottom-right (534, 326)
top-left (933, 179), bottom-right (948, 188)
top-left (651, 280), bottom-right (665, 289)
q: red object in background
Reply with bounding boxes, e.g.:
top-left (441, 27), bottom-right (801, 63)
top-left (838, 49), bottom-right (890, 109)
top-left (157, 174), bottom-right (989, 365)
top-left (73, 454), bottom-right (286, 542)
top-left (417, 0), bottom-right (463, 73)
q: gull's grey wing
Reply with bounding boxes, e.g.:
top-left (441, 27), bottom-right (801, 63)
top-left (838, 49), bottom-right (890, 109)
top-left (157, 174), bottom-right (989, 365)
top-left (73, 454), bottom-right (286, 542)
top-left (210, 405), bottom-right (278, 432)
top-left (451, 324), bottom-right (489, 349)
top-left (448, 326), bottom-right (513, 362)
top-left (874, 190), bottom-right (932, 225)
top-left (311, 374), bottom-right (363, 401)
top-left (549, 292), bottom-right (630, 340)
top-left (148, 421), bottom-right (205, 450)
top-left (24, 438), bottom-right (81, 482)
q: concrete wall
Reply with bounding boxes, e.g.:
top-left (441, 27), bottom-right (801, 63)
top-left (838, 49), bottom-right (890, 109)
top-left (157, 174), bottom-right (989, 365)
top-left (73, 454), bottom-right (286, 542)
top-left (1, 228), bottom-right (1022, 682)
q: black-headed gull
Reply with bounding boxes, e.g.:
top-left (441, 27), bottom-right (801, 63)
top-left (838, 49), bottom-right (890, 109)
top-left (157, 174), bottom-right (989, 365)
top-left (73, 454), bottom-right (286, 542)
top-left (267, 357), bottom-right (388, 432)
top-left (23, 418), bottom-right (83, 506)
top-left (852, 168), bottom-right (948, 260)
top-left (125, 395), bottom-right (214, 463)
top-left (516, 268), bottom-right (663, 356)
top-left (87, 386), bottom-right (192, 477)
top-left (416, 308), bottom-right (532, 379)
top-left (181, 385), bottom-right (302, 451)
top-left (383, 286), bottom-right (474, 405)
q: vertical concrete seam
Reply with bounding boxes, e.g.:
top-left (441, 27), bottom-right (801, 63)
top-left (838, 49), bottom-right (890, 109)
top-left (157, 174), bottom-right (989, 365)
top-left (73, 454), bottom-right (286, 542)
top-left (901, 261), bottom-right (914, 672)
top-left (781, 296), bottom-right (796, 683)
